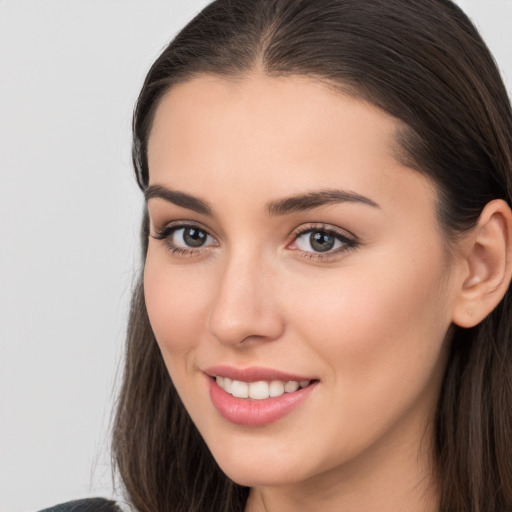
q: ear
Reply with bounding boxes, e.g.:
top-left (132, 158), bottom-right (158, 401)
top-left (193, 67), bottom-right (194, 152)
top-left (452, 199), bottom-right (512, 328)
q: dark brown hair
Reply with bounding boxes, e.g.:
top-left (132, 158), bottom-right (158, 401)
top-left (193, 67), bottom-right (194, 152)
top-left (112, 1), bottom-right (512, 511)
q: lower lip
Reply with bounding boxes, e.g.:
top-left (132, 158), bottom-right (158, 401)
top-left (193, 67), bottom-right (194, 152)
top-left (207, 377), bottom-right (318, 427)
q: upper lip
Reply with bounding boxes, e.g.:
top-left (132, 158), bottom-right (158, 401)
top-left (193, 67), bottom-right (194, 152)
top-left (203, 365), bottom-right (317, 383)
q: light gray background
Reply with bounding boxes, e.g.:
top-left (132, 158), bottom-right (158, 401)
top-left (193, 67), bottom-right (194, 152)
top-left (0, 1), bottom-right (511, 511)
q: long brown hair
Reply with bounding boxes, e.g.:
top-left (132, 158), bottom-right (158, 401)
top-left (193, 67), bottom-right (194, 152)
top-left (112, 1), bottom-right (512, 511)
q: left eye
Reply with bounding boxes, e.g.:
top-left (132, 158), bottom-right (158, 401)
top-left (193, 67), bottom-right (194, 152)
top-left (170, 226), bottom-right (216, 248)
top-left (293, 229), bottom-right (350, 253)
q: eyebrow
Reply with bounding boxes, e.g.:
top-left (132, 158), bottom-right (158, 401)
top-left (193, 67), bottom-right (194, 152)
top-left (145, 184), bottom-right (212, 216)
top-left (145, 184), bottom-right (380, 216)
top-left (266, 189), bottom-right (380, 215)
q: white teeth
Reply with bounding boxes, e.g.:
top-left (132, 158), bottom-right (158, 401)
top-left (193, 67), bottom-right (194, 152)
top-left (223, 377), bottom-right (233, 393)
top-left (231, 380), bottom-right (249, 398)
top-left (216, 377), bottom-right (311, 399)
top-left (284, 381), bottom-right (300, 393)
top-left (269, 380), bottom-right (285, 397)
top-left (249, 381), bottom-right (269, 400)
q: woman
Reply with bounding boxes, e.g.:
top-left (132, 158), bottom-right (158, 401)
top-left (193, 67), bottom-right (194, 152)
top-left (41, 0), bottom-right (512, 511)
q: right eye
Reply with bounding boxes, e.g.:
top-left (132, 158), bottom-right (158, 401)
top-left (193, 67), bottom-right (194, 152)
top-left (152, 224), bottom-right (218, 255)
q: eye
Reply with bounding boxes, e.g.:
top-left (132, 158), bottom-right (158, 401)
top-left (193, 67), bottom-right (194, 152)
top-left (173, 226), bottom-right (212, 248)
top-left (151, 223), bottom-right (217, 255)
top-left (288, 225), bottom-right (357, 257)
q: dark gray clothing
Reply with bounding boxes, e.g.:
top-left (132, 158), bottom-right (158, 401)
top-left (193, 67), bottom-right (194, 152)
top-left (38, 498), bottom-right (121, 512)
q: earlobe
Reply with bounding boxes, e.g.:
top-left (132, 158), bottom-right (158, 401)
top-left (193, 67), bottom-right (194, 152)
top-left (452, 199), bottom-right (512, 328)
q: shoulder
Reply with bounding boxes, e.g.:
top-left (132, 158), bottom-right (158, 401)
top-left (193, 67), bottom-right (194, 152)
top-left (38, 498), bottom-right (123, 512)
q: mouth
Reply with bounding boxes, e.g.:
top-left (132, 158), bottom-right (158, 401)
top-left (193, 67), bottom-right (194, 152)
top-left (214, 376), bottom-right (314, 400)
top-left (203, 366), bottom-right (319, 426)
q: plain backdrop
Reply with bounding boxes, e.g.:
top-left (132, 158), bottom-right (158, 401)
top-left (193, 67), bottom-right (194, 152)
top-left (0, 1), bottom-right (511, 511)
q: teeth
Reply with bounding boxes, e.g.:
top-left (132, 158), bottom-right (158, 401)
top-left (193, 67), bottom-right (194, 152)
top-left (249, 381), bottom-right (269, 400)
top-left (224, 377), bottom-right (233, 393)
top-left (216, 377), bottom-right (311, 399)
top-left (284, 380), bottom-right (300, 393)
top-left (269, 380), bottom-right (285, 397)
top-left (231, 380), bottom-right (249, 398)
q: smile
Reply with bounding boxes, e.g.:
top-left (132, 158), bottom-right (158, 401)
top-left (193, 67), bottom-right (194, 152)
top-left (204, 366), bottom-right (319, 426)
top-left (215, 376), bottom-right (311, 400)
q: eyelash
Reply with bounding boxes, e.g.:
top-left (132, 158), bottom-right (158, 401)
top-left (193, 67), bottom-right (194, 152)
top-left (151, 222), bottom-right (358, 260)
top-left (151, 222), bottom-right (216, 257)
top-left (289, 224), bottom-right (358, 260)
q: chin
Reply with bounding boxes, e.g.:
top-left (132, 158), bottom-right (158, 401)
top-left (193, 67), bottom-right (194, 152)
top-left (207, 443), bottom-right (318, 488)
top-left (219, 462), bottom-right (302, 488)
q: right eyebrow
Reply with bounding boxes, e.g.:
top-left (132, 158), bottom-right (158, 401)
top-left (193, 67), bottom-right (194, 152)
top-left (145, 184), bottom-right (212, 216)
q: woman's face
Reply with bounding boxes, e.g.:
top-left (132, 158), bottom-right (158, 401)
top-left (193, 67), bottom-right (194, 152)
top-left (144, 74), bottom-right (462, 491)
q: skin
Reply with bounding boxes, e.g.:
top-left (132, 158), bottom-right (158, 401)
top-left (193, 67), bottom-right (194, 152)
top-left (143, 73), bottom-right (473, 512)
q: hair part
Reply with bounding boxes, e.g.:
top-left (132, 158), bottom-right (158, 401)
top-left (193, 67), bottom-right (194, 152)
top-left (113, 1), bottom-right (512, 511)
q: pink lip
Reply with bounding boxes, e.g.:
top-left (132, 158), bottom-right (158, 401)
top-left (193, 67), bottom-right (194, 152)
top-left (203, 366), bottom-right (319, 427)
top-left (204, 365), bottom-right (315, 383)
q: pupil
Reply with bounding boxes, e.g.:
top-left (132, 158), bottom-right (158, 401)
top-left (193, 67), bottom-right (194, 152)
top-left (310, 231), bottom-right (335, 252)
top-left (183, 228), bottom-right (207, 247)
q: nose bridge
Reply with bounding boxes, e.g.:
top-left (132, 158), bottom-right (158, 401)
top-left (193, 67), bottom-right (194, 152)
top-left (207, 245), bottom-right (284, 347)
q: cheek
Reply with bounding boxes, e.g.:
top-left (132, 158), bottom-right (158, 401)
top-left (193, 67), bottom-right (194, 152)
top-left (286, 248), bottom-right (452, 415)
top-left (143, 250), bottom-right (213, 359)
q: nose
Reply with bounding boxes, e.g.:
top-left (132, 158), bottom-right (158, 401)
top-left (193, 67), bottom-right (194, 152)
top-left (207, 253), bottom-right (285, 348)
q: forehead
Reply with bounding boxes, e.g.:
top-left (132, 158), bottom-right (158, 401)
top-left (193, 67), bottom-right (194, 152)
top-left (148, 73), bottom-right (400, 166)
top-left (147, 73), bottom-right (436, 222)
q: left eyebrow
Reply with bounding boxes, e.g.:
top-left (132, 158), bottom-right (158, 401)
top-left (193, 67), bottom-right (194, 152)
top-left (266, 189), bottom-right (380, 216)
